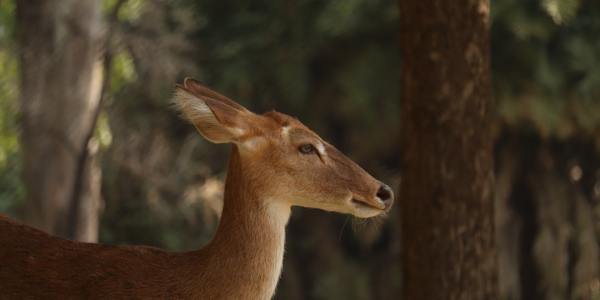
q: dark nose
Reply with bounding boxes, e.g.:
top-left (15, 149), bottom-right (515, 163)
top-left (376, 184), bottom-right (394, 210)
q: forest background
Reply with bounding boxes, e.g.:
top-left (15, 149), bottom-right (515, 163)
top-left (1, 0), bottom-right (600, 299)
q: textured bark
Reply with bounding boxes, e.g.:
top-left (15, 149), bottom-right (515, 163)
top-left (16, 0), bottom-right (103, 241)
top-left (398, 0), bottom-right (497, 299)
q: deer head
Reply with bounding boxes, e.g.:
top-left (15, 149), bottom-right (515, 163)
top-left (174, 78), bottom-right (393, 218)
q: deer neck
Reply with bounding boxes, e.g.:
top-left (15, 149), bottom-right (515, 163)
top-left (190, 147), bottom-right (291, 299)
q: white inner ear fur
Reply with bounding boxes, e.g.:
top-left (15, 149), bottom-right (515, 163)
top-left (174, 89), bottom-right (246, 143)
top-left (174, 89), bottom-right (214, 123)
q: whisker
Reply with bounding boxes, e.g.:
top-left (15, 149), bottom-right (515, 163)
top-left (338, 216), bottom-right (351, 241)
top-left (351, 214), bottom-right (387, 235)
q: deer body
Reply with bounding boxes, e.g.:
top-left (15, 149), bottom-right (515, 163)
top-left (0, 79), bottom-right (393, 299)
top-left (0, 149), bottom-right (287, 299)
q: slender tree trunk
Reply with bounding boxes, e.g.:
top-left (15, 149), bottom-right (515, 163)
top-left (398, 0), bottom-right (497, 299)
top-left (16, 0), bottom-right (103, 242)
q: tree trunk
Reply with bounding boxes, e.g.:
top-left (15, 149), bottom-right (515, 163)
top-left (16, 0), bottom-right (103, 242)
top-left (398, 0), bottom-right (497, 299)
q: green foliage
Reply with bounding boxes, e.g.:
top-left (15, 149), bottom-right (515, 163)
top-left (542, 0), bottom-right (581, 24)
top-left (492, 0), bottom-right (600, 141)
top-left (0, 0), bottom-right (14, 43)
top-left (316, 0), bottom-right (398, 38)
top-left (0, 51), bottom-right (18, 163)
top-left (184, 0), bottom-right (400, 164)
top-left (95, 112), bottom-right (113, 149)
top-left (110, 51), bottom-right (137, 94)
top-left (0, 0), bottom-right (21, 216)
top-left (0, 152), bottom-right (23, 215)
top-left (104, 0), bottom-right (145, 21)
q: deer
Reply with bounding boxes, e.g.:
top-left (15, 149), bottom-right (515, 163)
top-left (0, 78), bottom-right (394, 299)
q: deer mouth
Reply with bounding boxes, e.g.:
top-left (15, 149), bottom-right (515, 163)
top-left (351, 197), bottom-right (385, 211)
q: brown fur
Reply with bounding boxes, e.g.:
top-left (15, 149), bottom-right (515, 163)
top-left (0, 79), bottom-right (392, 299)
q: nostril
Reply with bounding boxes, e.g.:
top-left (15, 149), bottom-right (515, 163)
top-left (376, 184), bottom-right (394, 204)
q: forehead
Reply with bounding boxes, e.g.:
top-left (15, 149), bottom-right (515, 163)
top-left (262, 111), bottom-right (299, 126)
top-left (262, 111), bottom-right (318, 139)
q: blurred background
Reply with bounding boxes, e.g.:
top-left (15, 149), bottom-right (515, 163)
top-left (0, 0), bottom-right (599, 299)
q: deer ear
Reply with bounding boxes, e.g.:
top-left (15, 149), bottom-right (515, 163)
top-left (173, 80), bottom-right (251, 144)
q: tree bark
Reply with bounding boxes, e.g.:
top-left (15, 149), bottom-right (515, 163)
top-left (16, 0), bottom-right (103, 242)
top-left (398, 0), bottom-right (497, 299)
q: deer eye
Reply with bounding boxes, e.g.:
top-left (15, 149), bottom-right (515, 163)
top-left (298, 144), bottom-right (317, 155)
